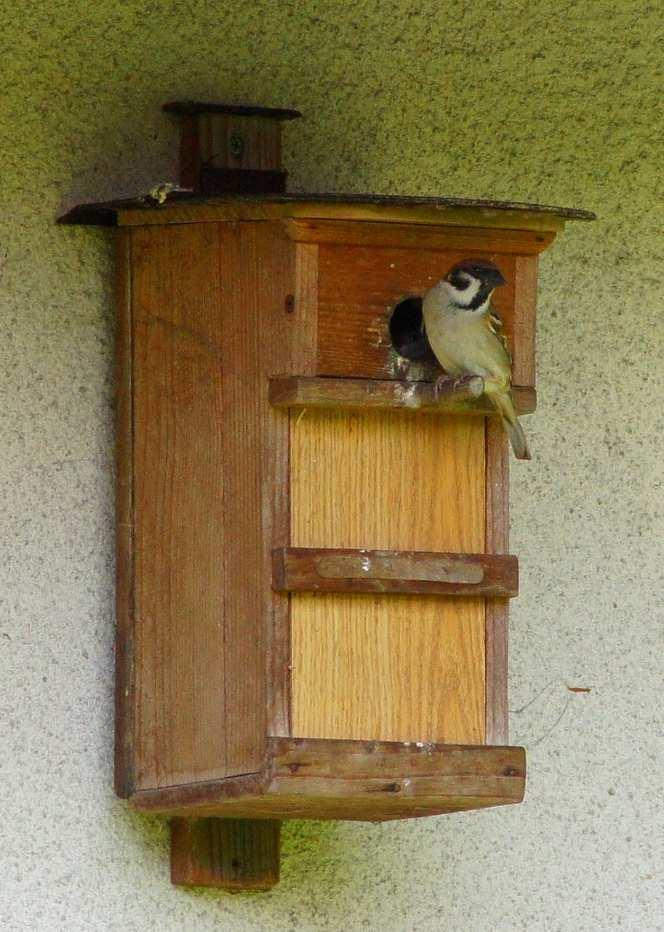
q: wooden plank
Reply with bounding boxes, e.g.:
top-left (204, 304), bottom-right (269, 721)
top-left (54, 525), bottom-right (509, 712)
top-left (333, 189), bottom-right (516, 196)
top-left (287, 218), bottom-right (554, 254)
top-left (171, 818), bottom-right (280, 890)
top-left (131, 738), bottom-right (525, 821)
top-left (315, 245), bottom-right (523, 383)
top-left (111, 200), bottom-right (568, 232)
top-left (274, 548), bottom-right (518, 597)
top-left (114, 229), bottom-right (135, 798)
top-left (513, 254), bottom-right (539, 387)
top-left (269, 375), bottom-right (536, 417)
top-left (484, 419), bottom-right (510, 745)
top-left (266, 241), bottom-right (319, 738)
top-left (290, 409), bottom-right (486, 745)
top-left (132, 223), bottom-right (241, 788)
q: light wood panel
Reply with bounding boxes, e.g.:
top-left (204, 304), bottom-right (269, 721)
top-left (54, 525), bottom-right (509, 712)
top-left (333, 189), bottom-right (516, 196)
top-left (290, 409), bottom-right (486, 744)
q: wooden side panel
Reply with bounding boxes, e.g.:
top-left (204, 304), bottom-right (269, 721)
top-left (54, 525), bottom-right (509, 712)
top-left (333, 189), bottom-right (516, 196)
top-left (316, 244), bottom-right (518, 382)
top-left (290, 410), bottom-right (486, 745)
top-left (131, 223), bottom-right (237, 788)
top-left (114, 230), bottom-right (135, 797)
top-left (127, 221), bottom-right (314, 792)
top-left (485, 420), bottom-right (510, 745)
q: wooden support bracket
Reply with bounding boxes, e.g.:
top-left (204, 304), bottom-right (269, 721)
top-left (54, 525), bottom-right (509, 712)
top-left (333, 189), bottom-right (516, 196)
top-left (268, 375), bottom-right (536, 416)
top-left (171, 818), bottom-right (281, 890)
top-left (273, 547), bottom-right (518, 597)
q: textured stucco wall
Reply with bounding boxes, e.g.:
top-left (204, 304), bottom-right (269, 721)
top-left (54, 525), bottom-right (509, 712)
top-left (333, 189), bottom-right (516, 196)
top-left (1, 2), bottom-right (662, 929)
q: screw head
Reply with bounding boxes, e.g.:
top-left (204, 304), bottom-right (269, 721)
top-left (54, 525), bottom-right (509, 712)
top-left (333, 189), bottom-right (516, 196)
top-left (229, 134), bottom-right (245, 160)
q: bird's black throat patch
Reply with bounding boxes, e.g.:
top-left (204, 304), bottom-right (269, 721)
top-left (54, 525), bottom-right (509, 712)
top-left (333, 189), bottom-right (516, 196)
top-left (465, 283), bottom-right (492, 310)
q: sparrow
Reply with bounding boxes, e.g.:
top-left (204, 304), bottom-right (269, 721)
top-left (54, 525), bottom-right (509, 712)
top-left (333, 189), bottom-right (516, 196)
top-left (422, 259), bottom-right (531, 460)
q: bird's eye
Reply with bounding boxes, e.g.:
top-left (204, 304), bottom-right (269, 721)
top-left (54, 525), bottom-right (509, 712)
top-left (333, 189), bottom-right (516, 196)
top-left (449, 273), bottom-right (469, 290)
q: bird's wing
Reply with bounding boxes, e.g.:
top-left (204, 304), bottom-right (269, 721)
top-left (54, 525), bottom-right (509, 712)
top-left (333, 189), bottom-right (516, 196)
top-left (486, 306), bottom-right (512, 366)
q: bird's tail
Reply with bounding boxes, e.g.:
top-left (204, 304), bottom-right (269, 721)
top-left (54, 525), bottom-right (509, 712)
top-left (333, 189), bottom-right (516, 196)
top-left (488, 389), bottom-right (531, 461)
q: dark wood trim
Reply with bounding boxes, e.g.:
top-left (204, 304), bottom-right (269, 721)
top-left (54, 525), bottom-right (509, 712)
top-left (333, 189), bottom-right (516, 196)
top-left (484, 419), bottom-right (510, 745)
top-left (131, 773), bottom-right (264, 812)
top-left (273, 548), bottom-right (518, 598)
top-left (163, 101), bottom-right (302, 120)
top-left (269, 376), bottom-right (536, 417)
top-left (114, 229), bottom-right (135, 798)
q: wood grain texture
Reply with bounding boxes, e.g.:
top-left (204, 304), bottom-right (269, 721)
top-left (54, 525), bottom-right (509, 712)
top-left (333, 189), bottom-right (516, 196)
top-left (484, 419), bottom-right (510, 745)
top-left (287, 218), bottom-right (554, 254)
top-left (316, 244), bottom-right (521, 382)
top-left (274, 548), bottom-right (518, 597)
top-left (171, 818), bottom-right (280, 890)
top-left (108, 200), bottom-right (569, 232)
top-left (290, 409), bottom-right (486, 745)
top-left (513, 255), bottom-right (539, 387)
top-left (265, 241), bottom-right (319, 737)
top-left (132, 737), bottom-right (525, 821)
top-left (114, 229), bottom-right (135, 798)
top-left (269, 375), bottom-right (536, 416)
top-left (215, 225), bottom-right (318, 746)
top-left (132, 223), bottom-right (239, 788)
top-left (129, 221), bottom-right (311, 790)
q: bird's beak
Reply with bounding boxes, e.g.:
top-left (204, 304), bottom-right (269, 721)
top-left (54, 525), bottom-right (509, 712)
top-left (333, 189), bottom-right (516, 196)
top-left (485, 266), bottom-right (506, 288)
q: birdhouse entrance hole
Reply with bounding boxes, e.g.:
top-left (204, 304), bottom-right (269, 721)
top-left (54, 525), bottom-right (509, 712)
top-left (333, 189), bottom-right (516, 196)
top-left (389, 296), bottom-right (435, 361)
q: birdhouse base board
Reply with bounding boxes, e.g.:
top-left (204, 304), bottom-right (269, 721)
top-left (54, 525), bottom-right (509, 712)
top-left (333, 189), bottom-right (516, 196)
top-left (130, 737), bottom-right (526, 822)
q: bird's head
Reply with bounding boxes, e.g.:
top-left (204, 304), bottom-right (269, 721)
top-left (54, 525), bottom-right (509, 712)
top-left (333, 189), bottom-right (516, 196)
top-left (440, 259), bottom-right (506, 312)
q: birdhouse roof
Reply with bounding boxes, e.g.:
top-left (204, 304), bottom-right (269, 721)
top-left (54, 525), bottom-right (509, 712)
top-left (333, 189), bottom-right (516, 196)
top-left (59, 191), bottom-right (595, 230)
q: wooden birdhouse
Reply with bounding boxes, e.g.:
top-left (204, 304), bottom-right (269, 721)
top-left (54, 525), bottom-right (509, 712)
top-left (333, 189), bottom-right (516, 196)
top-left (61, 102), bottom-right (594, 890)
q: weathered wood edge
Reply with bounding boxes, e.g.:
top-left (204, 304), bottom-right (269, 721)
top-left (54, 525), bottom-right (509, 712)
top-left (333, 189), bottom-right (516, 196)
top-left (58, 193), bottom-right (595, 229)
top-left (114, 229), bottom-right (135, 798)
top-left (484, 419), bottom-right (510, 746)
top-left (130, 738), bottom-right (525, 816)
top-left (268, 376), bottom-right (536, 417)
top-left (170, 818), bottom-right (281, 890)
top-left (273, 548), bottom-right (519, 598)
top-left (286, 218), bottom-right (556, 254)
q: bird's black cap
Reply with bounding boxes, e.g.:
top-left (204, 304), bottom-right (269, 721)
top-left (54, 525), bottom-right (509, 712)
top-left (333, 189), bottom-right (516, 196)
top-left (449, 259), bottom-right (506, 288)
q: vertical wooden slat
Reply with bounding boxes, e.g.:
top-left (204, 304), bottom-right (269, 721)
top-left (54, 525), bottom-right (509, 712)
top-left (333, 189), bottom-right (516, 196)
top-left (512, 255), bottom-right (539, 387)
top-left (114, 229), bottom-right (135, 797)
top-left (290, 411), bottom-right (486, 745)
top-left (267, 241), bottom-right (319, 738)
top-left (484, 419), bottom-right (510, 745)
top-left (132, 222), bottom-right (263, 788)
top-left (171, 818), bottom-right (280, 890)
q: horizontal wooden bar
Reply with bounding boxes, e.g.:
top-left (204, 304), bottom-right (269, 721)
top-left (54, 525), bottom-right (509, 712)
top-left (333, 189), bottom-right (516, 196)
top-left (269, 375), bottom-right (536, 416)
top-left (286, 218), bottom-right (555, 254)
top-left (273, 548), bottom-right (518, 597)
